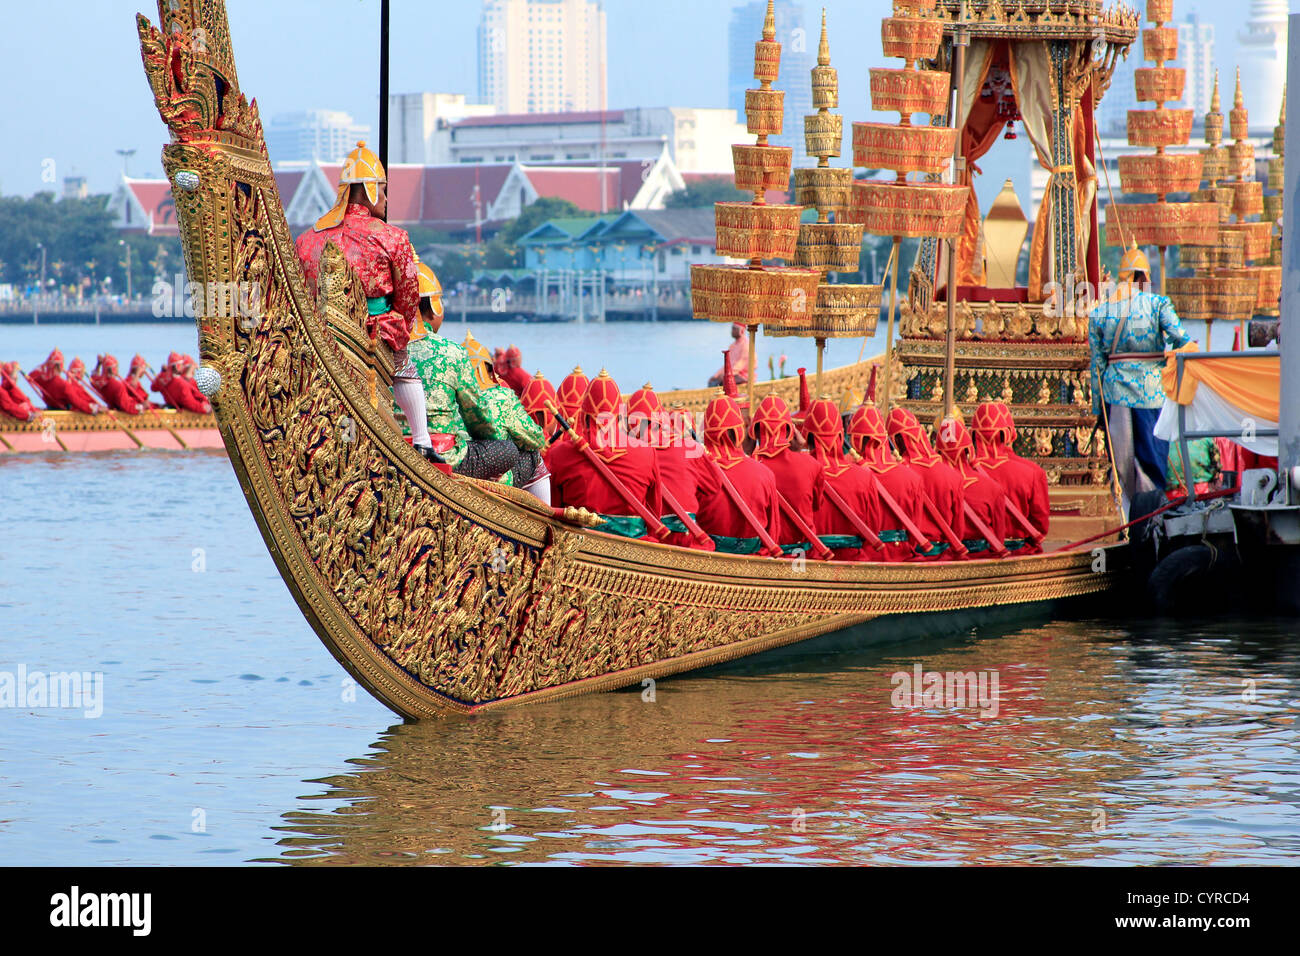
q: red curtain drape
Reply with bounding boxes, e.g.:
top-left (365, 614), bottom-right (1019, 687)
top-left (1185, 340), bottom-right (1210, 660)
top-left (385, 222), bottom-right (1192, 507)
top-left (956, 41), bottom-right (1011, 287)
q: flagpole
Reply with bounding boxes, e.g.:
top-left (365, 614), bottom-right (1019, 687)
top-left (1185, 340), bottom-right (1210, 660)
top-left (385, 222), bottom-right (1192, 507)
top-left (378, 0), bottom-right (391, 171)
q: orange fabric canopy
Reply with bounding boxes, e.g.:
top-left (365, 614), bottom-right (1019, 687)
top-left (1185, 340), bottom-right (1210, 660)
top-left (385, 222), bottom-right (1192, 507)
top-left (1161, 343), bottom-right (1280, 422)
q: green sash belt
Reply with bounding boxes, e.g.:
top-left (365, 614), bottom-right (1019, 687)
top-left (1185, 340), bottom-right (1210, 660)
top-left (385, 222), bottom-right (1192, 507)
top-left (1005, 538), bottom-right (1028, 551)
top-left (780, 542), bottom-right (810, 556)
top-left (879, 529), bottom-right (908, 544)
top-left (660, 514), bottom-right (697, 534)
top-left (821, 534), bottom-right (864, 551)
top-left (367, 295), bottom-right (394, 316)
top-left (914, 541), bottom-right (950, 557)
top-left (596, 514), bottom-right (649, 538)
top-left (962, 539), bottom-right (990, 554)
top-left (710, 535), bottom-right (763, 554)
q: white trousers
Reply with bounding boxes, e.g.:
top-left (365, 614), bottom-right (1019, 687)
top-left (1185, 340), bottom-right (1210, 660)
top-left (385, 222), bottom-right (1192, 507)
top-left (392, 351), bottom-right (429, 448)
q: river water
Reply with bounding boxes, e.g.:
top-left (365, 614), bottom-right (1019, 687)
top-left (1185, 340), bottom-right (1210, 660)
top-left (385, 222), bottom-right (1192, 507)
top-left (2, 321), bottom-right (1296, 866)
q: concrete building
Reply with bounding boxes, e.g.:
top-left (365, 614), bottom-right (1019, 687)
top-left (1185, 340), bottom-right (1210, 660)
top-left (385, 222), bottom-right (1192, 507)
top-left (388, 93), bottom-right (498, 165)
top-left (1096, 53), bottom-right (1137, 137)
top-left (728, 0), bottom-right (815, 164)
top-left (1238, 0), bottom-right (1288, 131)
top-left (266, 110), bottom-right (371, 164)
top-left (444, 106), bottom-right (746, 173)
top-left (1175, 12), bottom-right (1215, 120)
top-left (477, 0), bottom-right (607, 115)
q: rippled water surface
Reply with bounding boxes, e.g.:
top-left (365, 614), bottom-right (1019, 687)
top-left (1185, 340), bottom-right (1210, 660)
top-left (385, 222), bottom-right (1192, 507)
top-left (3, 452), bottom-right (1297, 866)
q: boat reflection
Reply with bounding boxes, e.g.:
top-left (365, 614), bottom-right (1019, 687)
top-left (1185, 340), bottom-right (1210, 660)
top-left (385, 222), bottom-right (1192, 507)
top-left (265, 618), bottom-right (1300, 865)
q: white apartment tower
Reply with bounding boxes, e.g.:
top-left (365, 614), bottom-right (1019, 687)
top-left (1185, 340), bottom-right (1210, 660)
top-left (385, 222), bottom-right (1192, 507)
top-left (266, 110), bottom-right (370, 164)
top-left (1238, 0), bottom-right (1288, 130)
top-left (1175, 13), bottom-right (1214, 120)
top-left (478, 0), bottom-right (608, 115)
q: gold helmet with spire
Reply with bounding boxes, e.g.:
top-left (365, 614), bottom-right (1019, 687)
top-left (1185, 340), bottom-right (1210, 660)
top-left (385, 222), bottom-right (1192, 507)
top-left (314, 140), bottom-right (387, 232)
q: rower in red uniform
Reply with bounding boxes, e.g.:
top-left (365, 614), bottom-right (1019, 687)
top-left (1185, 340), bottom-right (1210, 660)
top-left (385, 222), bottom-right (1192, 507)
top-left (124, 355), bottom-right (155, 409)
top-left (935, 416), bottom-right (1008, 558)
top-left (548, 370), bottom-right (662, 538)
top-left (750, 394), bottom-right (824, 551)
top-left (152, 352), bottom-right (212, 414)
top-left (887, 406), bottom-right (964, 561)
top-left (803, 398), bottom-right (883, 561)
top-left (692, 392), bottom-right (778, 554)
top-left (27, 350), bottom-right (76, 411)
top-left (521, 370), bottom-right (561, 445)
top-left (972, 401), bottom-right (1050, 553)
top-left (0, 362), bottom-right (38, 422)
top-left (627, 382), bottom-right (712, 550)
top-left (61, 358), bottom-right (104, 415)
top-left (847, 403), bottom-right (923, 562)
top-left (556, 366), bottom-right (590, 422)
top-left (499, 345), bottom-right (532, 398)
top-left (91, 354), bottom-right (147, 414)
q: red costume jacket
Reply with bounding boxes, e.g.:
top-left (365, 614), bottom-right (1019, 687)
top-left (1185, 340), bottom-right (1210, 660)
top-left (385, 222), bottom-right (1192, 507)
top-left (904, 460), bottom-right (965, 560)
top-left (959, 468), bottom-right (1010, 553)
top-left (691, 452), bottom-right (777, 543)
top-left (27, 368), bottom-right (74, 411)
top-left (500, 365), bottom-right (532, 398)
top-left (123, 376), bottom-right (154, 409)
top-left (0, 374), bottom-right (35, 421)
top-left (92, 374), bottom-right (144, 414)
top-left (975, 453), bottom-right (1049, 552)
top-left (859, 461), bottom-right (924, 562)
top-left (652, 439), bottom-right (714, 548)
top-left (295, 203), bottom-right (420, 353)
top-left (756, 447), bottom-right (824, 547)
top-left (814, 463), bottom-right (884, 561)
top-left (549, 440), bottom-right (662, 526)
top-left (152, 369), bottom-right (212, 414)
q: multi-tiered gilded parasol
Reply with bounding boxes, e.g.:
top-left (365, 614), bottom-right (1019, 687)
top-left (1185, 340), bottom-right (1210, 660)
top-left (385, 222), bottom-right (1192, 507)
top-left (1108, 0), bottom-right (1218, 293)
top-left (848, 0), bottom-right (966, 410)
top-left (768, 10), bottom-right (882, 395)
top-left (1266, 85), bottom-right (1286, 269)
top-left (691, 0), bottom-right (821, 411)
top-left (1168, 71), bottom-right (1257, 343)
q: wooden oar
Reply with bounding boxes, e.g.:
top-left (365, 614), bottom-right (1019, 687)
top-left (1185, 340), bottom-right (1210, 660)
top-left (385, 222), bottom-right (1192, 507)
top-left (1000, 494), bottom-right (1046, 548)
top-left (845, 450), bottom-right (935, 552)
top-left (544, 401), bottom-right (671, 542)
top-left (960, 500), bottom-right (1009, 558)
top-left (771, 491), bottom-right (834, 561)
top-left (920, 494), bottom-right (970, 559)
top-left (819, 482), bottom-right (886, 553)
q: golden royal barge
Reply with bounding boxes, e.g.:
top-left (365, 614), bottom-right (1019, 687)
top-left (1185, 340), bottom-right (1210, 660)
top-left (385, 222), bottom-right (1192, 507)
top-left (131, 0), bottom-right (1153, 718)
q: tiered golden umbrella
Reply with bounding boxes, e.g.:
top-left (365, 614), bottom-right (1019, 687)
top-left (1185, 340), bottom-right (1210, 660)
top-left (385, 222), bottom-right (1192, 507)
top-left (691, 0), bottom-right (821, 411)
top-left (1169, 72), bottom-right (1256, 344)
top-left (848, 0), bottom-right (965, 409)
top-left (1108, 0), bottom-right (1218, 293)
top-left (767, 10), bottom-right (882, 395)
top-left (1218, 71), bottom-right (1280, 339)
top-left (1265, 86), bottom-right (1286, 271)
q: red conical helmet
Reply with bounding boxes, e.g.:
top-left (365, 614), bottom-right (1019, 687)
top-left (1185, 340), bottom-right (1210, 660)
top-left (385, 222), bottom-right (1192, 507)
top-left (934, 416), bottom-right (975, 466)
top-left (45, 348), bottom-right (64, 369)
top-left (99, 354), bottom-right (119, 375)
top-left (749, 394), bottom-right (793, 458)
top-left (557, 366), bottom-right (590, 419)
top-left (505, 344), bottom-right (522, 366)
top-left (129, 354), bottom-right (148, 374)
top-left (67, 357), bottom-right (86, 378)
top-left (581, 369), bottom-right (623, 456)
top-left (521, 369), bottom-right (558, 436)
top-left (1, 361), bottom-right (19, 379)
top-left (972, 401), bottom-right (1017, 445)
top-left (626, 382), bottom-right (660, 424)
top-left (796, 367), bottom-right (811, 414)
top-left (704, 392), bottom-right (745, 445)
top-left (887, 406), bottom-right (938, 464)
top-left (848, 403), bottom-right (888, 444)
top-left (803, 398), bottom-right (844, 444)
top-left (166, 351), bottom-right (183, 369)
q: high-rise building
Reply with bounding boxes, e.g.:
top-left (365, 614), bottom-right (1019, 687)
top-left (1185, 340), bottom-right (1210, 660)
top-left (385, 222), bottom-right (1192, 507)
top-left (266, 110), bottom-right (371, 164)
top-left (388, 93), bottom-right (498, 165)
top-left (1238, 0), bottom-right (1288, 130)
top-left (727, 0), bottom-right (815, 165)
top-left (1095, 52), bottom-right (1137, 137)
top-left (477, 0), bottom-right (607, 115)
top-left (1175, 12), bottom-right (1214, 120)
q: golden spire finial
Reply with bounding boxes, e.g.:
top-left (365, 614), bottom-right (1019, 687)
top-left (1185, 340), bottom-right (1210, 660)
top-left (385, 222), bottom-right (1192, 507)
top-left (818, 8), bottom-right (830, 67)
top-left (763, 0), bottom-right (776, 42)
top-left (1280, 84), bottom-right (1288, 125)
top-left (1210, 71), bottom-right (1220, 114)
top-left (1235, 67), bottom-right (1244, 111)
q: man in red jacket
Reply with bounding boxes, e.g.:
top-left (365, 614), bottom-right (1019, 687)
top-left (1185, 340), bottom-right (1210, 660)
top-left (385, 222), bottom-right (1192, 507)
top-left (556, 366), bottom-right (590, 422)
top-left (935, 416), bottom-right (1008, 558)
top-left (498, 345), bottom-right (532, 398)
top-left (61, 357), bottom-right (104, 415)
top-left (847, 403), bottom-right (923, 562)
top-left (0, 362), bottom-right (38, 422)
top-left (887, 406), bottom-right (964, 560)
top-left (691, 392), bottom-right (778, 554)
top-left (627, 382), bottom-right (713, 550)
top-left (91, 354), bottom-right (147, 414)
top-left (803, 398), bottom-right (883, 561)
top-left (750, 394), bottom-right (824, 553)
top-left (972, 401), bottom-right (1050, 553)
top-left (152, 352), bottom-right (212, 414)
top-left (548, 370), bottom-right (662, 539)
top-left (123, 355), bottom-right (155, 409)
top-left (27, 349), bottom-right (76, 412)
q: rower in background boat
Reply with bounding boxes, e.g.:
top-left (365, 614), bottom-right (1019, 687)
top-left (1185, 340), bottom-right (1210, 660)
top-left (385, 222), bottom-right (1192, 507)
top-left (0, 362), bottom-right (39, 423)
top-left (123, 355), bottom-right (157, 410)
top-left (152, 352), bottom-right (211, 414)
top-left (972, 401), bottom-right (1050, 554)
top-left (28, 349), bottom-right (98, 414)
top-left (62, 357), bottom-right (105, 415)
top-left (1087, 245), bottom-right (1193, 518)
top-left (91, 354), bottom-right (149, 415)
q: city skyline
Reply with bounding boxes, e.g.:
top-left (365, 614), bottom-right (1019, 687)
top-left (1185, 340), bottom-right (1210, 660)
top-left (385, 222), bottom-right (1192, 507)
top-left (2, 1), bottom-right (1295, 198)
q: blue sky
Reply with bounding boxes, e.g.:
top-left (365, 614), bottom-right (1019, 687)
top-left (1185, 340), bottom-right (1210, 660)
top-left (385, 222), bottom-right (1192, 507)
top-left (0, 0), bottom-right (1291, 199)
